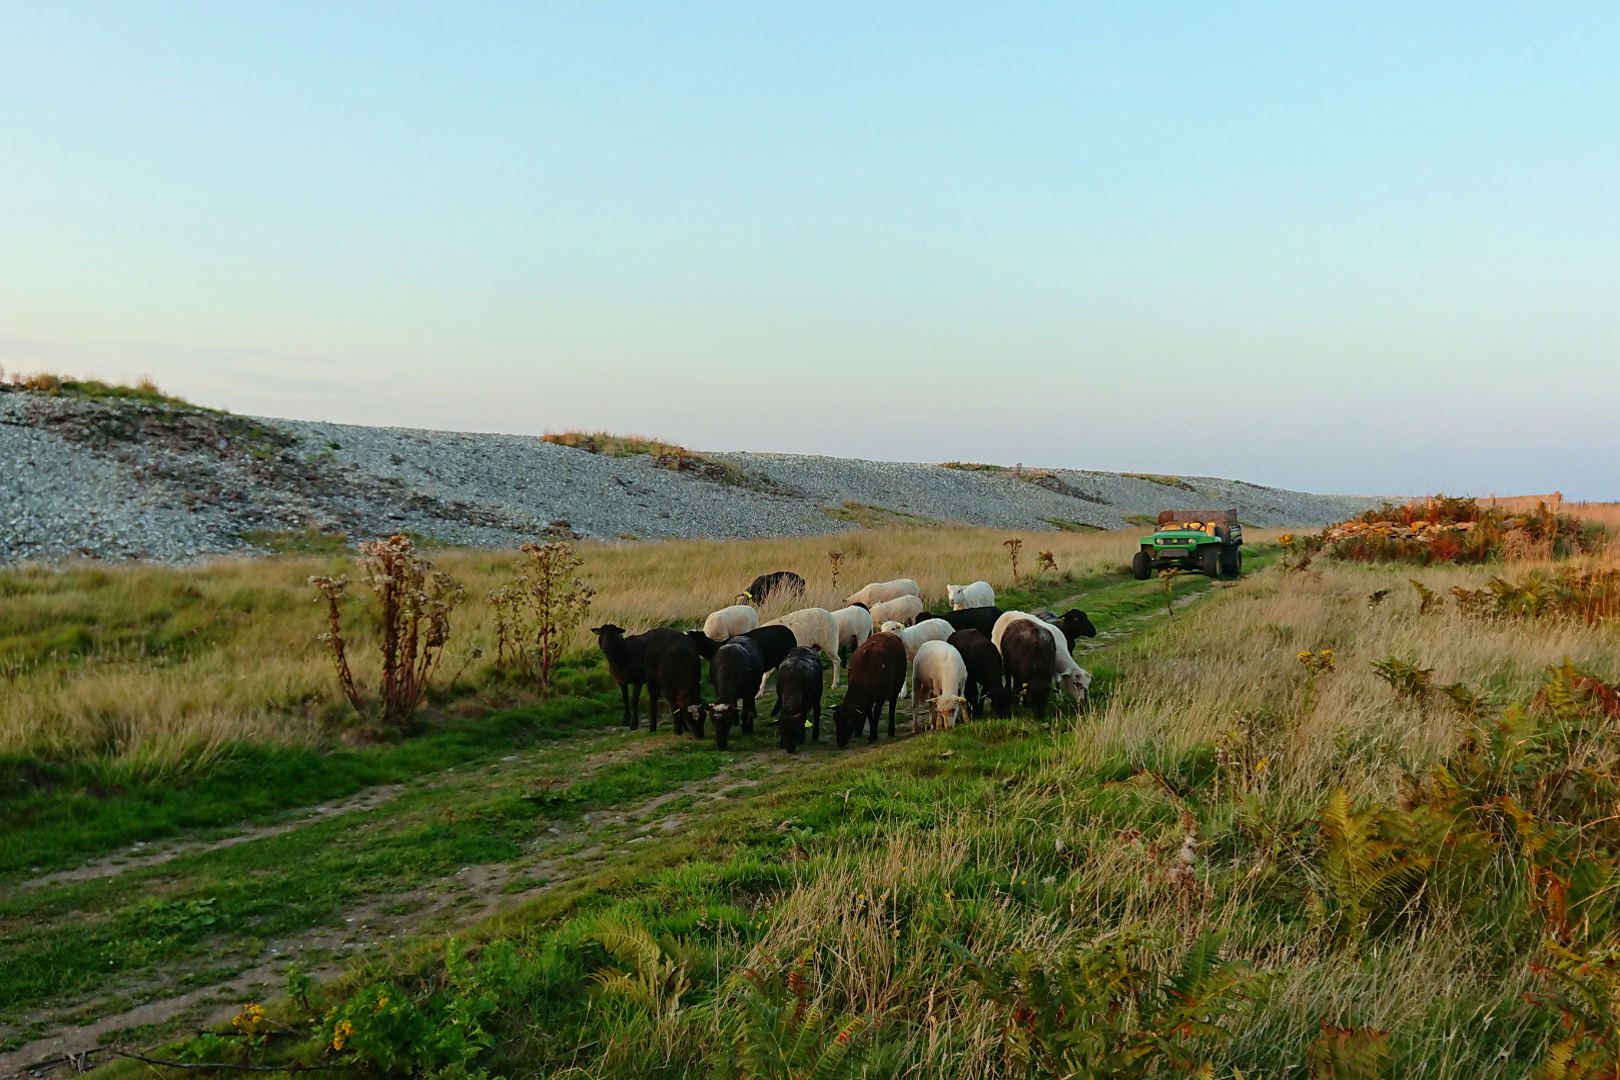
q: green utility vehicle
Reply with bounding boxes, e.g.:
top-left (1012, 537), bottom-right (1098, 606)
top-left (1132, 509), bottom-right (1243, 579)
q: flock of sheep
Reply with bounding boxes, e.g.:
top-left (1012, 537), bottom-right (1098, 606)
top-left (590, 569), bottom-right (1098, 754)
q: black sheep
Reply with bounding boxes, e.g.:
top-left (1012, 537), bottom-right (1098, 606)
top-left (591, 624), bottom-right (645, 725)
top-left (653, 636), bottom-right (705, 737)
top-left (685, 628), bottom-right (721, 661)
top-left (947, 629), bottom-right (1011, 720)
top-left (638, 628), bottom-right (690, 727)
top-left (592, 625), bottom-right (688, 729)
top-left (744, 625), bottom-right (798, 673)
top-left (741, 570), bottom-right (806, 606)
top-left (1000, 619), bottom-right (1056, 720)
top-left (743, 624), bottom-right (799, 718)
top-left (774, 647), bottom-right (824, 753)
top-left (1032, 609), bottom-right (1098, 648)
top-left (941, 605), bottom-right (1004, 637)
top-left (708, 635), bottom-right (765, 749)
top-left (833, 633), bottom-right (908, 746)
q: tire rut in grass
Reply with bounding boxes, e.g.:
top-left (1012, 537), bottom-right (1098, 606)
top-left (0, 742), bottom-right (794, 1079)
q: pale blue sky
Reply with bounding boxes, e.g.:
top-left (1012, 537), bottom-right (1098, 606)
top-left (3, 4), bottom-right (1616, 498)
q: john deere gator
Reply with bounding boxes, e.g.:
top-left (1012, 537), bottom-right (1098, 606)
top-left (1132, 509), bottom-right (1243, 579)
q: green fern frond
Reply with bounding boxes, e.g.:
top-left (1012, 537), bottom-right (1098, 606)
top-left (582, 915), bottom-right (664, 972)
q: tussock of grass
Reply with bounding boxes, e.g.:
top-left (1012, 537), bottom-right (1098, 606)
top-left (819, 501), bottom-right (946, 530)
top-left (542, 429), bottom-right (765, 489)
top-left (1040, 517), bottom-right (1102, 532)
top-left (241, 528), bottom-right (350, 556)
top-left (541, 430), bottom-right (690, 458)
top-left (2, 371), bottom-right (193, 409)
top-left (1122, 472), bottom-right (1196, 491)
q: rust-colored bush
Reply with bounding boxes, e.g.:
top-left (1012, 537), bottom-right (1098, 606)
top-left (1320, 498), bottom-right (1600, 566)
top-left (310, 535), bottom-right (463, 729)
top-left (487, 542), bottom-right (595, 692)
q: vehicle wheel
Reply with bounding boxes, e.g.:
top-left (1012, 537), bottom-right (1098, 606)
top-left (1131, 550), bottom-right (1152, 580)
top-left (1200, 545), bottom-right (1220, 577)
top-left (1220, 544), bottom-right (1241, 577)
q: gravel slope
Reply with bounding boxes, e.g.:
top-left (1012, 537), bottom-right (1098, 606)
top-left (0, 390), bottom-right (1383, 563)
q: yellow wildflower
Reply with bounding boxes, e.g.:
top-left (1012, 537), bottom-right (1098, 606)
top-left (330, 1019), bottom-right (354, 1052)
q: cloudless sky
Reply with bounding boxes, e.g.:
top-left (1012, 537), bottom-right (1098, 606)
top-left (3, 3), bottom-right (1616, 497)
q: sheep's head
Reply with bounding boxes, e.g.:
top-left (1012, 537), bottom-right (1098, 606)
top-left (947, 585), bottom-right (964, 608)
top-left (880, 620), bottom-right (906, 633)
top-left (590, 624), bottom-right (626, 640)
top-left (683, 704), bottom-right (706, 739)
top-left (833, 700), bottom-right (860, 747)
top-left (1059, 670), bottom-right (1091, 708)
top-left (710, 702), bottom-right (733, 748)
top-left (1060, 609), bottom-right (1098, 640)
top-left (933, 694), bottom-right (963, 729)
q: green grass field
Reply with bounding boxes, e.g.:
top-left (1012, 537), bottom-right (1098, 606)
top-left (3, 527), bottom-right (1619, 1079)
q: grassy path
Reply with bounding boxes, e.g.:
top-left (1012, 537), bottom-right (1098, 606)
top-left (0, 554), bottom-right (1274, 1075)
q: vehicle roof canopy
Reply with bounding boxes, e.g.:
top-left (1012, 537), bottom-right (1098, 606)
top-left (1157, 509), bottom-right (1239, 528)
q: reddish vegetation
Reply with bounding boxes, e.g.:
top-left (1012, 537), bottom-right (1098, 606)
top-left (1313, 497), bottom-right (1601, 566)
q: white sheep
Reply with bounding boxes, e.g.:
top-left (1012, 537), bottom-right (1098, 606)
top-left (831, 604), bottom-right (873, 655)
top-left (866, 594), bottom-right (925, 628)
top-left (912, 639), bottom-right (967, 732)
top-left (763, 606), bottom-right (842, 689)
top-left (704, 604), bottom-right (759, 641)
top-left (991, 610), bottom-right (1093, 707)
top-left (844, 578), bottom-right (920, 608)
top-left (883, 618), bottom-right (956, 697)
top-left (947, 580), bottom-right (995, 610)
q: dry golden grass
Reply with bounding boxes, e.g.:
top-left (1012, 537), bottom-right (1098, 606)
top-left (728, 544), bottom-right (1620, 1078)
top-left (0, 526), bottom-right (1170, 766)
top-left (1570, 500), bottom-right (1620, 528)
top-left (1078, 545), bottom-right (1620, 807)
top-left (572, 524), bottom-right (1157, 625)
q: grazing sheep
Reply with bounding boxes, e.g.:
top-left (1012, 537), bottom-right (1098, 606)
top-left (940, 605), bottom-right (1004, 637)
top-left (912, 640), bottom-right (968, 732)
top-left (774, 647), bottom-right (824, 753)
top-left (763, 607), bottom-right (842, 688)
top-left (947, 629), bottom-right (1011, 720)
top-left (844, 578), bottom-right (920, 608)
top-left (833, 632), bottom-right (909, 746)
top-left (880, 618), bottom-right (956, 698)
top-left (831, 604), bottom-right (873, 660)
top-left (708, 636), bottom-right (765, 750)
top-left (744, 624), bottom-right (798, 714)
top-left (744, 625), bottom-right (799, 674)
top-left (685, 628), bottom-right (720, 660)
top-left (999, 619), bottom-right (1057, 720)
top-left (947, 581), bottom-right (995, 610)
top-left (911, 610), bottom-right (947, 625)
top-left (591, 624), bottom-right (686, 729)
top-left (1033, 608), bottom-right (1099, 648)
top-left (653, 636), bottom-right (705, 737)
top-left (704, 604), bottom-right (759, 641)
top-left (738, 570), bottom-right (806, 607)
top-left (992, 611), bottom-right (1093, 709)
top-left (867, 594), bottom-right (925, 629)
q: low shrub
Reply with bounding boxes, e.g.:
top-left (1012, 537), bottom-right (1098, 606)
top-left (1319, 498), bottom-right (1600, 566)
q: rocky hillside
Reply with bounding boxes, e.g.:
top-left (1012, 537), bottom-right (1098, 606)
top-left (0, 388), bottom-right (1383, 563)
